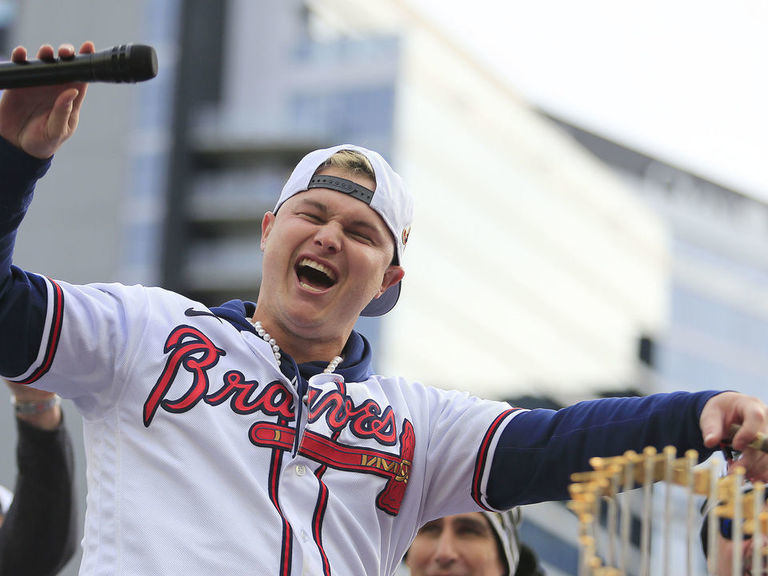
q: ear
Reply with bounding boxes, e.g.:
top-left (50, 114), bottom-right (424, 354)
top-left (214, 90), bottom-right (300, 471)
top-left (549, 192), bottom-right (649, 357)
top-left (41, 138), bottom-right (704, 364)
top-left (376, 265), bottom-right (405, 298)
top-left (260, 212), bottom-right (276, 250)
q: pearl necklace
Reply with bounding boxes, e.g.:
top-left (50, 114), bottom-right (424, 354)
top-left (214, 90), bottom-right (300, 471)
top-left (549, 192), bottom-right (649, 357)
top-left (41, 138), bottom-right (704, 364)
top-left (250, 320), bottom-right (343, 374)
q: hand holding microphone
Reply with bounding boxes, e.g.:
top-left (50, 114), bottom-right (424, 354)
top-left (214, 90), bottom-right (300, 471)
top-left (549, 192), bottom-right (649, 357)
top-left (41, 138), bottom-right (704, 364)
top-left (0, 41), bottom-right (156, 159)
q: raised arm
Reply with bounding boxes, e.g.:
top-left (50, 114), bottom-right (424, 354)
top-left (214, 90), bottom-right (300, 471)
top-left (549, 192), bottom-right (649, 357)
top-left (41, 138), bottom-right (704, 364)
top-left (0, 42), bottom-right (93, 379)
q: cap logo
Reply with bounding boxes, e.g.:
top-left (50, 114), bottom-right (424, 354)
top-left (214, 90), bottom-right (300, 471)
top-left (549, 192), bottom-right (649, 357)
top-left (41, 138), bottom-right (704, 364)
top-left (402, 226), bottom-right (411, 247)
top-left (308, 175), bottom-right (374, 205)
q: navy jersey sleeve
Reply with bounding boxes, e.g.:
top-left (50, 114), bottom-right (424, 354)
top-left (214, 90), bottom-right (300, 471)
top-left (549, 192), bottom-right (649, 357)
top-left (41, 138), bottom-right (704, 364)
top-left (0, 137), bottom-right (53, 377)
top-left (487, 390), bottom-right (720, 508)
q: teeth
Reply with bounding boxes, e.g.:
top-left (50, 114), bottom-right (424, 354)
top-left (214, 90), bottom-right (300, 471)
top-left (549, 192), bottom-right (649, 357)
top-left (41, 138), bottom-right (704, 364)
top-left (298, 258), bottom-right (336, 282)
top-left (299, 281), bottom-right (324, 292)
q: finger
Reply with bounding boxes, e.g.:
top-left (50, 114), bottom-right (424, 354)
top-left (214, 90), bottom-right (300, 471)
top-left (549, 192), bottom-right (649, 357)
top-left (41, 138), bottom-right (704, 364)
top-left (700, 406), bottom-right (726, 448)
top-left (71, 80), bottom-right (89, 111)
top-left (728, 425), bottom-right (768, 453)
top-left (79, 41), bottom-right (96, 55)
top-left (732, 401), bottom-right (767, 452)
top-left (68, 46), bottom-right (92, 111)
top-left (46, 88), bottom-right (79, 141)
top-left (67, 85), bottom-right (88, 132)
top-left (57, 43), bottom-right (76, 60)
top-left (733, 423), bottom-right (760, 452)
top-left (35, 44), bottom-right (55, 61)
top-left (10, 45), bottom-right (28, 63)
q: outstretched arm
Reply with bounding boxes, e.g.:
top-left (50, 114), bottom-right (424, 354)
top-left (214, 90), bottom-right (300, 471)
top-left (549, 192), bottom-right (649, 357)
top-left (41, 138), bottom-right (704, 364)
top-left (485, 390), bottom-right (768, 508)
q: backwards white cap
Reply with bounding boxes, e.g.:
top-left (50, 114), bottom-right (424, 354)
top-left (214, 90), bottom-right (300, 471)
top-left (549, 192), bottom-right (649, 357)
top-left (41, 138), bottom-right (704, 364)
top-left (0, 484), bottom-right (13, 515)
top-left (274, 144), bottom-right (413, 317)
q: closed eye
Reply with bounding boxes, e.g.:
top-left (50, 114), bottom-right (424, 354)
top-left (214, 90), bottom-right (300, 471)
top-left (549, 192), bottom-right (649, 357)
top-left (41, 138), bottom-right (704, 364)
top-left (298, 211), bottom-right (324, 223)
top-left (348, 229), bottom-right (374, 244)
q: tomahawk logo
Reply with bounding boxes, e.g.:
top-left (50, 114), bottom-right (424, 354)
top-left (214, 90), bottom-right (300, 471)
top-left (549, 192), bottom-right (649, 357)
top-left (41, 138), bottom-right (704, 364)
top-left (251, 382), bottom-right (415, 515)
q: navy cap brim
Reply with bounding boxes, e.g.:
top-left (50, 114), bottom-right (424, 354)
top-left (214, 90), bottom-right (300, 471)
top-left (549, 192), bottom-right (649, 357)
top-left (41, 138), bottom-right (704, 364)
top-left (360, 281), bottom-right (401, 317)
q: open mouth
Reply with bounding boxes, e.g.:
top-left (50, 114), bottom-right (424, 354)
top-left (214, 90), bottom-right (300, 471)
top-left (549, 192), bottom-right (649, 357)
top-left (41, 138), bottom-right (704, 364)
top-left (295, 258), bottom-right (337, 292)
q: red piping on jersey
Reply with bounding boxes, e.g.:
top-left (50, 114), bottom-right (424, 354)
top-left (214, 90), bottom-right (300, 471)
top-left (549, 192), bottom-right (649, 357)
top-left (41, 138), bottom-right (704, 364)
top-left (17, 277), bottom-right (64, 385)
top-left (268, 419), bottom-right (293, 576)
top-left (312, 468), bottom-right (332, 576)
top-left (471, 409), bottom-right (515, 510)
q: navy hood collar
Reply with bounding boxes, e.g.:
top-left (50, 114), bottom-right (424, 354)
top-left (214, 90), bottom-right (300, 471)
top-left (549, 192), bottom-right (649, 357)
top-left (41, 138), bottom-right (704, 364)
top-left (210, 299), bottom-right (375, 383)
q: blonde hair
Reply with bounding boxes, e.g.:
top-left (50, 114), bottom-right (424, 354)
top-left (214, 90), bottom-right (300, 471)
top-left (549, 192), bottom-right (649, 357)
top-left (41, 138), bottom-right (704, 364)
top-left (315, 150), bottom-right (375, 183)
top-left (314, 149), bottom-right (399, 263)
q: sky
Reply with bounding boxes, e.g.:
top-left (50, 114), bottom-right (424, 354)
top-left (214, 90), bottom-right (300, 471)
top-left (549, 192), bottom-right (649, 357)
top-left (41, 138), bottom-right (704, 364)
top-left (407, 0), bottom-right (768, 201)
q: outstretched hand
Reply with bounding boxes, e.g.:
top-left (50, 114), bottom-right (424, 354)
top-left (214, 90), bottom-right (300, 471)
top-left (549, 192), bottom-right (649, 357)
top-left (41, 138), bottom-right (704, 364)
top-left (0, 41), bottom-right (94, 158)
top-left (700, 391), bottom-right (768, 481)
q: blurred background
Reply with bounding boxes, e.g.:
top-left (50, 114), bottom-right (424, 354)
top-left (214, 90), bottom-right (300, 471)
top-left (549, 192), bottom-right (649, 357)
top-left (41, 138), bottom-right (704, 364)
top-left (0, 0), bottom-right (765, 574)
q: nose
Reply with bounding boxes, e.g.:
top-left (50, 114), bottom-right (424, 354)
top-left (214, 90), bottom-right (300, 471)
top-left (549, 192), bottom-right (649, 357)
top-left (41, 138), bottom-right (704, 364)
top-left (313, 222), bottom-right (342, 253)
top-left (432, 531), bottom-right (459, 567)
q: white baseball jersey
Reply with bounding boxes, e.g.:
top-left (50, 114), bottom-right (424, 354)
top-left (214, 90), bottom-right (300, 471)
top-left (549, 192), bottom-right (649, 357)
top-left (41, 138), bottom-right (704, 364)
top-left (8, 277), bottom-right (518, 576)
top-left (0, 133), bottom-right (724, 576)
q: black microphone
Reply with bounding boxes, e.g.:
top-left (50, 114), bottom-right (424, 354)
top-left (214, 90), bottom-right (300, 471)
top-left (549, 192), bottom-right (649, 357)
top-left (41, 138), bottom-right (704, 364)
top-left (0, 44), bottom-right (158, 89)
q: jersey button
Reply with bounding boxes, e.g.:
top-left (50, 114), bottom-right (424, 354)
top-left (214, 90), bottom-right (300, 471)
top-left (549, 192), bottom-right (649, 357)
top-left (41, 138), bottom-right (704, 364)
top-left (296, 464), bottom-right (306, 476)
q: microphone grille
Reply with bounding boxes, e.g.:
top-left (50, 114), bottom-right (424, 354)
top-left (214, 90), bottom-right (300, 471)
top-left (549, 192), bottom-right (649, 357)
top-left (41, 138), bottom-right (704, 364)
top-left (118, 44), bottom-right (158, 82)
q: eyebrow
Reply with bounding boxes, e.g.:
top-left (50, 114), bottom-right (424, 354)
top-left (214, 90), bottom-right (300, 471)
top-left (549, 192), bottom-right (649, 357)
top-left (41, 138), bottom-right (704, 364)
top-left (455, 517), bottom-right (492, 532)
top-left (295, 198), bottom-right (328, 214)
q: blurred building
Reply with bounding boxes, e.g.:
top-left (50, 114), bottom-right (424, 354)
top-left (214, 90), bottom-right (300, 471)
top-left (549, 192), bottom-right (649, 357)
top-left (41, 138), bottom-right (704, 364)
top-left (538, 118), bottom-right (768, 574)
top-left (550, 116), bottom-right (768, 401)
top-left (166, 0), bottom-right (668, 405)
top-left (2, 1), bottom-right (766, 575)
